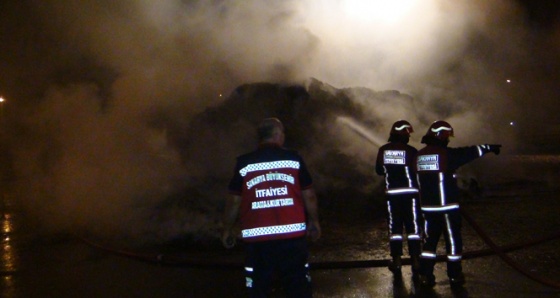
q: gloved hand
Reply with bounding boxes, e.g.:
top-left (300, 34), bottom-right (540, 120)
top-left (488, 144), bottom-right (501, 155)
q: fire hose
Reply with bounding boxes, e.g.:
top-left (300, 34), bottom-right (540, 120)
top-left (80, 228), bottom-right (560, 271)
top-left (80, 207), bottom-right (560, 290)
top-left (460, 207), bottom-right (560, 289)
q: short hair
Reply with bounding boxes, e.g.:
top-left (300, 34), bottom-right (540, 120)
top-left (257, 118), bottom-right (284, 142)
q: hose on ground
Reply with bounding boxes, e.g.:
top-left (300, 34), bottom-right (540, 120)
top-left (80, 228), bottom-right (560, 274)
top-left (461, 207), bottom-right (560, 289)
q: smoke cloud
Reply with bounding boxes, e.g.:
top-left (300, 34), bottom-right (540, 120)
top-left (0, 0), bottom-right (557, 243)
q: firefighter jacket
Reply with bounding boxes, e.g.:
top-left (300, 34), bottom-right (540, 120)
top-left (228, 143), bottom-right (313, 243)
top-left (416, 144), bottom-right (493, 212)
top-left (376, 141), bottom-right (419, 195)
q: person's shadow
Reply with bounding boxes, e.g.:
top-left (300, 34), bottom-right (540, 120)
top-left (407, 279), bottom-right (470, 298)
top-left (451, 284), bottom-right (469, 298)
top-left (392, 273), bottom-right (409, 297)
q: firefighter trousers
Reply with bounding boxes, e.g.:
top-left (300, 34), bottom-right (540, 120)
top-left (386, 193), bottom-right (422, 257)
top-left (419, 209), bottom-right (463, 278)
top-left (244, 237), bottom-right (311, 298)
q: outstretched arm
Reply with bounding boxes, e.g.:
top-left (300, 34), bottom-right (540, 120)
top-left (222, 195), bottom-right (241, 248)
top-left (449, 144), bottom-right (502, 170)
top-left (302, 188), bottom-right (321, 241)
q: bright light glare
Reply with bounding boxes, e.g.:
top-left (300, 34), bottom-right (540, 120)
top-left (343, 0), bottom-right (417, 24)
top-left (298, 0), bottom-right (439, 88)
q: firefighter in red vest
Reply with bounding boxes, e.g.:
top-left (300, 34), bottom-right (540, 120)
top-left (222, 118), bottom-right (321, 297)
top-left (415, 120), bottom-right (500, 287)
top-left (375, 120), bottom-right (422, 276)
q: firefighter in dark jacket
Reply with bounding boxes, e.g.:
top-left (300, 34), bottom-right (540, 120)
top-left (415, 120), bottom-right (501, 287)
top-left (222, 118), bottom-right (321, 298)
top-left (375, 120), bottom-right (422, 276)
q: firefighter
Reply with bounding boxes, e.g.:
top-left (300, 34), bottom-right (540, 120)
top-left (415, 120), bottom-right (501, 287)
top-left (375, 120), bottom-right (422, 276)
top-left (222, 118), bottom-right (321, 297)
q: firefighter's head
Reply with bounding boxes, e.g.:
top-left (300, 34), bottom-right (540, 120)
top-left (257, 117), bottom-right (285, 146)
top-left (421, 120), bottom-right (453, 146)
top-left (388, 120), bottom-right (413, 143)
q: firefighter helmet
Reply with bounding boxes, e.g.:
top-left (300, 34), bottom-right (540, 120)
top-left (424, 120), bottom-right (454, 140)
top-left (390, 120), bottom-right (414, 136)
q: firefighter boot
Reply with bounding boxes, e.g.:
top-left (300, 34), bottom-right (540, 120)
top-left (448, 261), bottom-right (465, 287)
top-left (449, 273), bottom-right (465, 287)
top-left (411, 255), bottom-right (420, 279)
top-left (419, 274), bottom-right (436, 288)
top-left (388, 255), bottom-right (402, 274)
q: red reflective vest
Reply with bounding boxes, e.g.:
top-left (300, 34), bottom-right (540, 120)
top-left (229, 145), bottom-right (312, 242)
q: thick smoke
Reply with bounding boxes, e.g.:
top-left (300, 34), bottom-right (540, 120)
top-left (0, 0), bottom-right (557, 243)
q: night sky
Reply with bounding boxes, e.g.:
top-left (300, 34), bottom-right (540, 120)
top-left (517, 0), bottom-right (560, 28)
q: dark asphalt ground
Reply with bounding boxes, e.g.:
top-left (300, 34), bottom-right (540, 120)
top-left (2, 231), bottom-right (560, 298)
top-left (2, 155), bottom-right (560, 297)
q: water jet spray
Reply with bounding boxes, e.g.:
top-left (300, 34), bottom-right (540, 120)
top-left (336, 116), bottom-right (385, 147)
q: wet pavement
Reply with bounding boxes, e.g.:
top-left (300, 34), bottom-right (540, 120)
top-left (2, 156), bottom-right (560, 297)
top-left (2, 230), bottom-right (560, 297)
